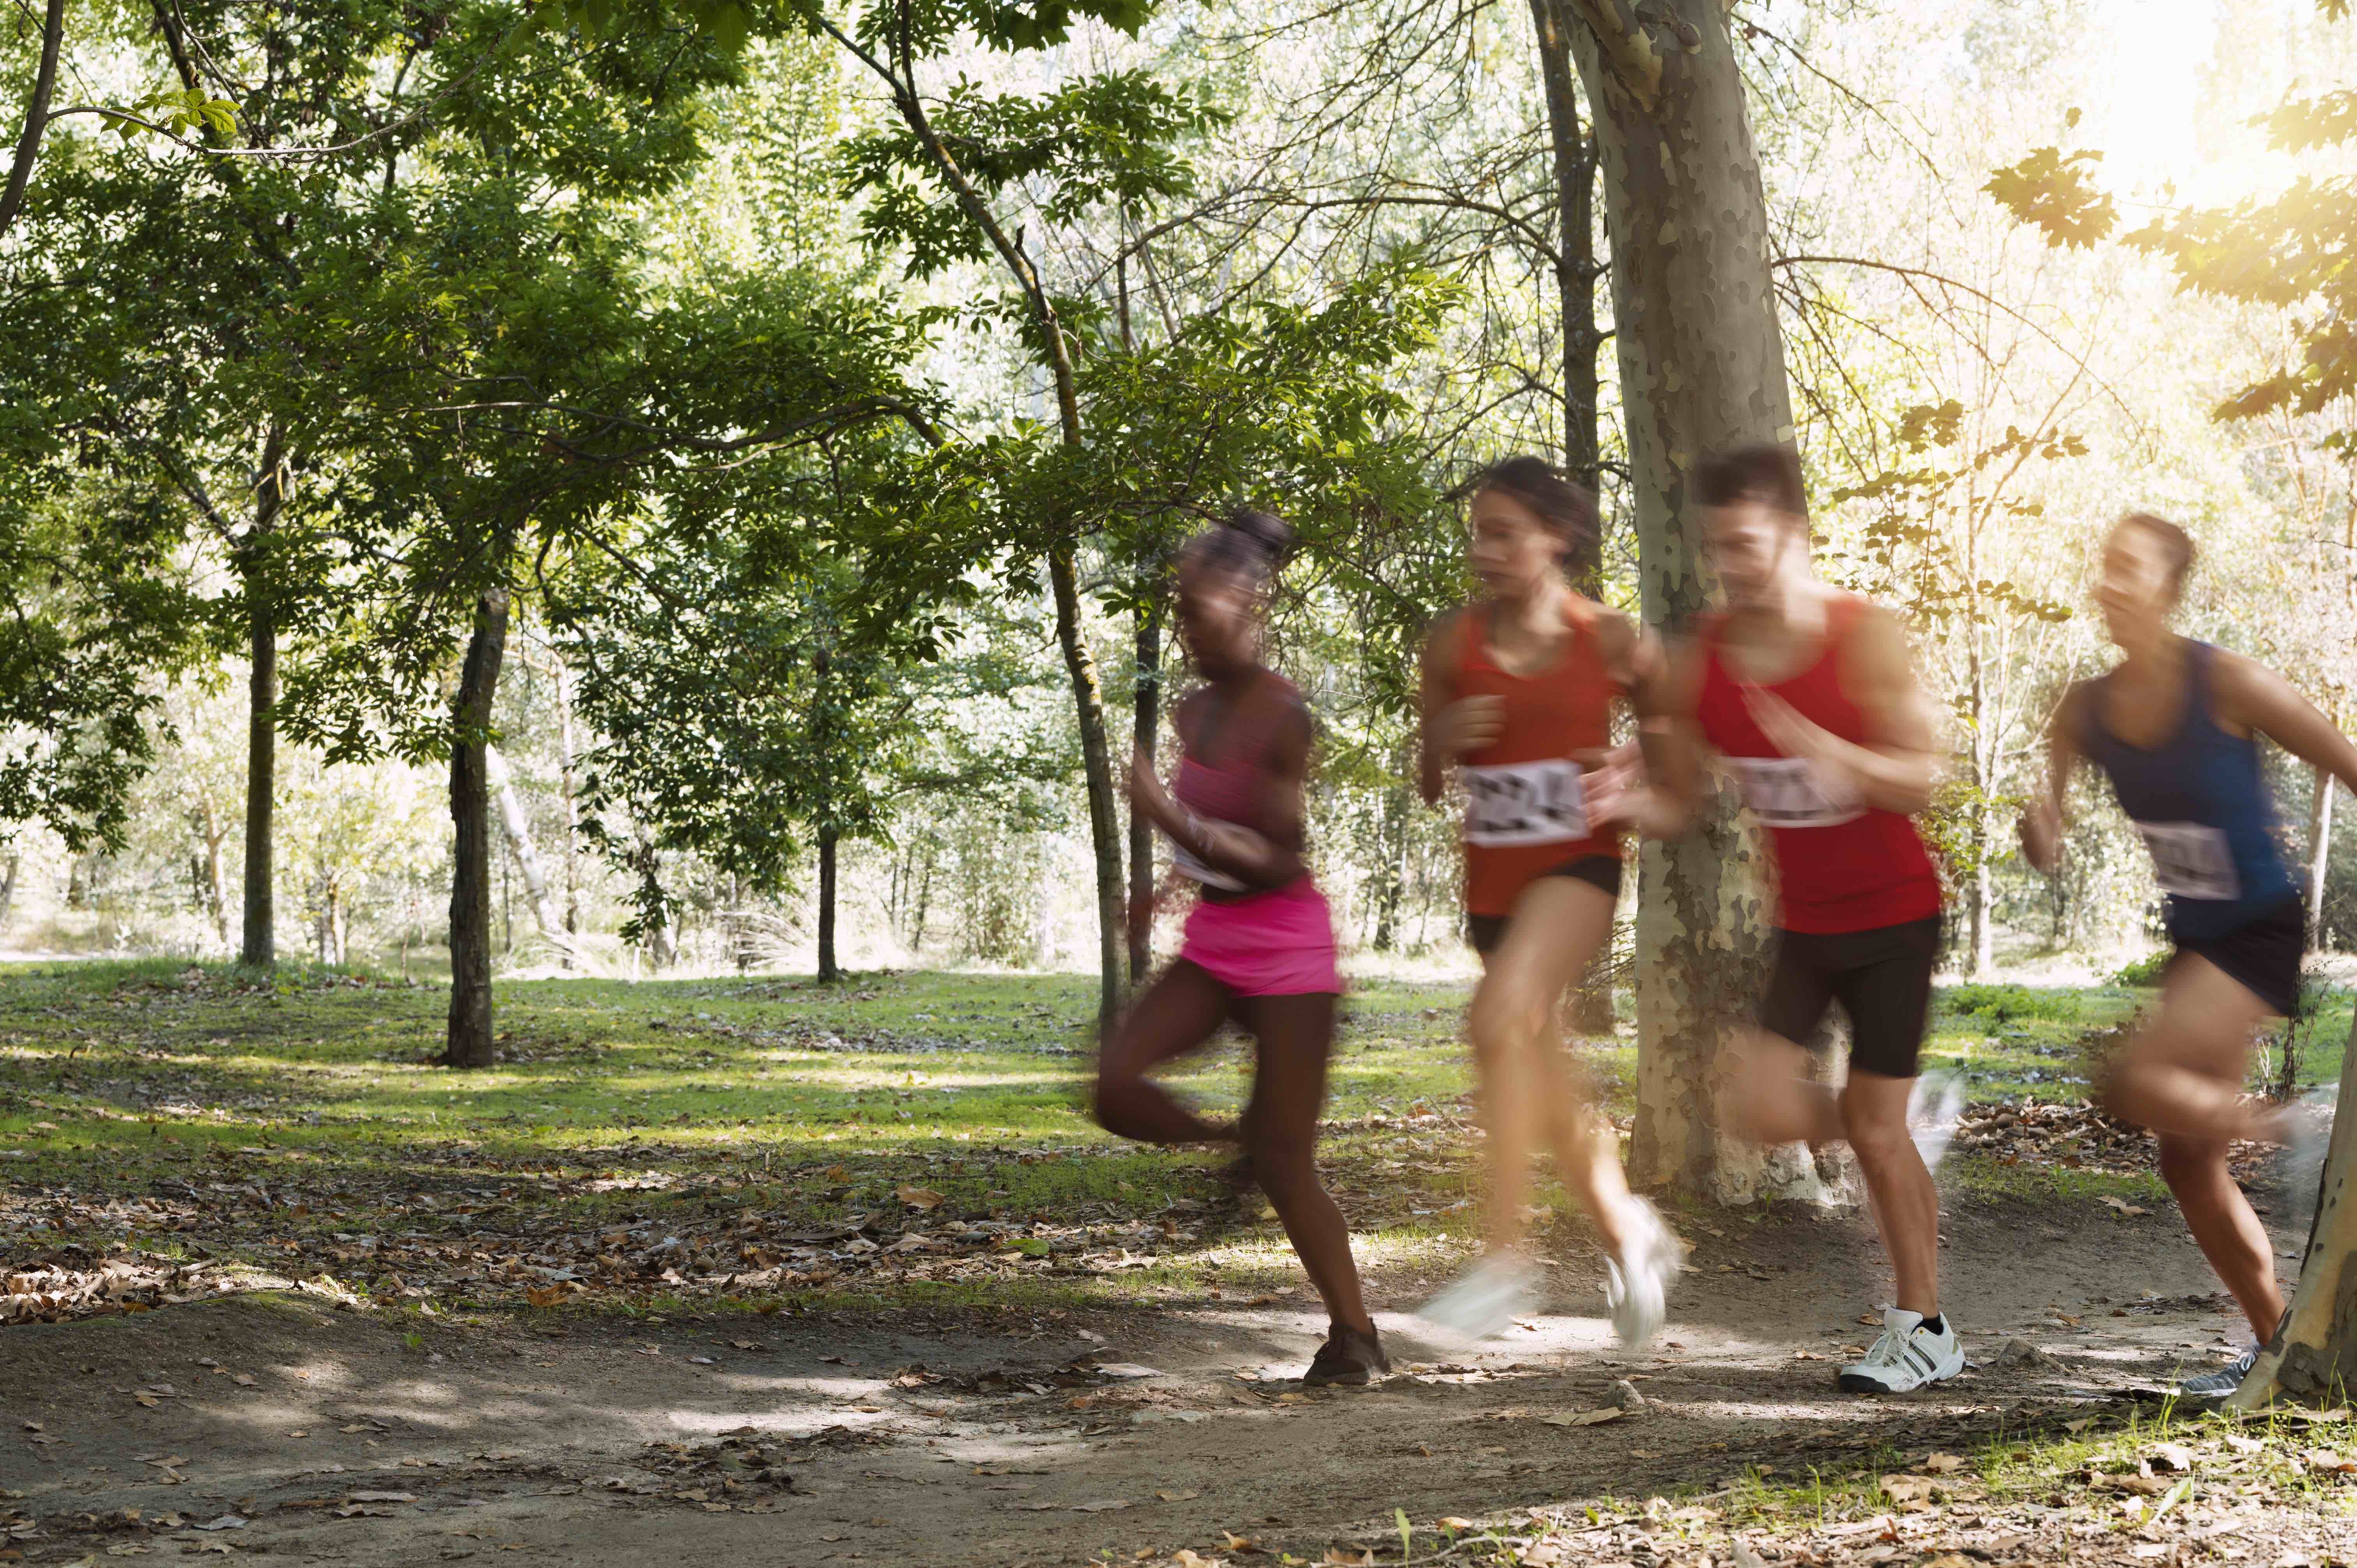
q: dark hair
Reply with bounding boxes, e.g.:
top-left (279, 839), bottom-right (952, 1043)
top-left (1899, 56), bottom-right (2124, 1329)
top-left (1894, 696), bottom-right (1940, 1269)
top-left (2117, 512), bottom-right (2196, 596)
top-left (1471, 455), bottom-right (1598, 562)
top-left (1696, 443), bottom-right (1809, 521)
top-left (1182, 506), bottom-right (1293, 588)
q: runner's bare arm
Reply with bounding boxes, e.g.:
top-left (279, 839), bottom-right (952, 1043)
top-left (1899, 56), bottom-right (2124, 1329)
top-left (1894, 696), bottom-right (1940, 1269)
top-left (2211, 650), bottom-right (2357, 798)
top-left (1594, 632), bottom-right (1707, 838)
top-left (1152, 697), bottom-right (1311, 892)
top-left (1746, 602), bottom-right (1940, 815)
top-left (2018, 683), bottom-right (2084, 875)
top-left (1417, 609), bottom-right (1498, 805)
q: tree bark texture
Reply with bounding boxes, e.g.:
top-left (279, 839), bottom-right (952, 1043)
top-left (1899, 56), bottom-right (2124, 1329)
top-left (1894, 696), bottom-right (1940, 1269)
top-left (818, 827), bottom-right (841, 983)
top-left (240, 595), bottom-right (277, 966)
top-left (1049, 546), bottom-right (1126, 1032)
top-left (0, 0), bottom-right (65, 243)
top-left (444, 587), bottom-right (509, 1069)
top-left (1128, 591), bottom-right (1164, 983)
top-left (1566, 0), bottom-right (1795, 1199)
top-left (199, 795), bottom-right (230, 949)
top-left (0, 853), bottom-right (18, 930)
top-left (2232, 1008), bottom-right (2357, 1407)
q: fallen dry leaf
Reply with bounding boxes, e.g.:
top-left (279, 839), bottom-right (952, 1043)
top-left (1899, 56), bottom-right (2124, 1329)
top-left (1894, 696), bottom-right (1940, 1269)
top-left (1540, 1407), bottom-right (1622, 1427)
top-left (1323, 1552), bottom-right (1373, 1567)
top-left (1156, 1489), bottom-right (1201, 1502)
top-left (2304, 1448), bottom-right (2356, 1474)
top-left (2149, 1443), bottom-right (2195, 1472)
top-left (896, 1185), bottom-right (944, 1209)
top-left (1435, 1516), bottom-right (1476, 1532)
top-left (1071, 1499), bottom-right (1130, 1512)
top-left (2099, 1196), bottom-right (2150, 1217)
top-left (1923, 1452), bottom-right (1966, 1474)
top-left (1878, 1475), bottom-right (1934, 1504)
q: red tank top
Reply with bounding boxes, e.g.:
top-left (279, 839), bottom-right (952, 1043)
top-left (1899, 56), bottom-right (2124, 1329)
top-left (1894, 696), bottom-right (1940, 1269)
top-left (1694, 596), bottom-right (1943, 934)
top-left (1455, 599), bottom-right (1624, 918)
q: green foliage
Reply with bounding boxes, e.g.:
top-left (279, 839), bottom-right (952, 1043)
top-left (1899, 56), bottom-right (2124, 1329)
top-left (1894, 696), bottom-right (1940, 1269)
top-left (2111, 950), bottom-right (2171, 987)
top-left (1982, 145), bottom-right (2118, 249)
top-left (1938, 982), bottom-right (2085, 1024)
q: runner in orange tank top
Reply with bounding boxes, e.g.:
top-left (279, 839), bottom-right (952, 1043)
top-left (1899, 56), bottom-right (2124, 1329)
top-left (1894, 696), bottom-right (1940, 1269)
top-left (1412, 456), bottom-right (1687, 1347)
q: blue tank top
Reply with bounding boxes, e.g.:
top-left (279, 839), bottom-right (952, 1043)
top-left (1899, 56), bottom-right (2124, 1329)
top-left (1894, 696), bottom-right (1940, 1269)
top-left (2076, 641), bottom-right (2297, 941)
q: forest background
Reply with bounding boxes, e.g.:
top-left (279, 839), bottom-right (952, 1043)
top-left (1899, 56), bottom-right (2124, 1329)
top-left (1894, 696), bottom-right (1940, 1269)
top-left (10, 0), bottom-right (2357, 1024)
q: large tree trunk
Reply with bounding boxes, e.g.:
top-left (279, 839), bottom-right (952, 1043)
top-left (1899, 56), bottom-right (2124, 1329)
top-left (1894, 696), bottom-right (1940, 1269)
top-left (1049, 546), bottom-right (1125, 1031)
top-left (2308, 763), bottom-right (2334, 928)
top-left (1567, 0), bottom-right (1795, 1200)
top-left (1127, 589), bottom-right (1164, 982)
top-left (444, 586), bottom-right (509, 1069)
top-left (240, 595), bottom-right (277, 966)
top-left (817, 826), bottom-right (840, 983)
top-left (2232, 1008), bottom-right (2357, 1407)
top-left (485, 745), bottom-right (560, 940)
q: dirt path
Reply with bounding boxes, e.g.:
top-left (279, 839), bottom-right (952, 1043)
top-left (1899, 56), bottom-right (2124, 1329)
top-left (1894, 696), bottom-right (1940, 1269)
top-left (1, 1189), bottom-right (2287, 1567)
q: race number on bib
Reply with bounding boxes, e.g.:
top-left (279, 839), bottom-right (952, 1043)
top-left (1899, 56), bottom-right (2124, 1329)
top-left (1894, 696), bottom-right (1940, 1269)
top-left (1172, 831), bottom-right (1247, 892)
top-left (1462, 759), bottom-right (1588, 847)
top-left (1728, 756), bottom-right (1865, 829)
top-left (2134, 821), bottom-right (2242, 901)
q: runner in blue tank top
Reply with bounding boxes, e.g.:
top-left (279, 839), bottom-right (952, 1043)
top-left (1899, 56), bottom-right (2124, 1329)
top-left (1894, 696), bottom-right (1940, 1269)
top-left (2021, 514), bottom-right (2357, 1397)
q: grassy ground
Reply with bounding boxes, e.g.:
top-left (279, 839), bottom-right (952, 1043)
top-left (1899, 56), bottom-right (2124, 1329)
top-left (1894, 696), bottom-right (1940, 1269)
top-left (0, 958), bottom-right (2339, 1324)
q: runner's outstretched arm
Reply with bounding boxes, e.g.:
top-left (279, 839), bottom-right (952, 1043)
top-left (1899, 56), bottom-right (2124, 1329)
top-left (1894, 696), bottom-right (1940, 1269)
top-left (1590, 632), bottom-right (1705, 839)
top-left (2211, 650), bottom-right (2357, 799)
top-left (1742, 603), bottom-right (1942, 816)
top-left (2018, 685), bottom-right (2085, 875)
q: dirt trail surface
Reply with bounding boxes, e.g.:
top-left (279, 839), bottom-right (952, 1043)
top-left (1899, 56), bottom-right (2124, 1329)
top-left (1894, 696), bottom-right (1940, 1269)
top-left (2, 1191), bottom-right (2295, 1566)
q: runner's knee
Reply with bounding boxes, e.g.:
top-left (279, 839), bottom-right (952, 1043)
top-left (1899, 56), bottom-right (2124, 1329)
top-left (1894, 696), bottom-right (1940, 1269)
top-left (2155, 1134), bottom-right (2225, 1190)
top-left (1468, 981), bottom-right (1548, 1056)
top-left (1092, 1072), bottom-right (1154, 1141)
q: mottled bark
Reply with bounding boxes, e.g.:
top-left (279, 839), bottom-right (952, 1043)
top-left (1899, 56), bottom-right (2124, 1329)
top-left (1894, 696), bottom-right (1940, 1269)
top-left (444, 587), bottom-right (509, 1069)
top-left (198, 794), bottom-right (231, 948)
top-left (2232, 1009), bottom-right (2357, 1407)
top-left (1567, 0), bottom-right (1793, 1198)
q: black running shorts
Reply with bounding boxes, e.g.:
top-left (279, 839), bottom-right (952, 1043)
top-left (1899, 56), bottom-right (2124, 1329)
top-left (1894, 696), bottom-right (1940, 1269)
top-left (2175, 895), bottom-right (2304, 1018)
top-left (1758, 915), bottom-right (1943, 1079)
top-left (1466, 855), bottom-right (1623, 956)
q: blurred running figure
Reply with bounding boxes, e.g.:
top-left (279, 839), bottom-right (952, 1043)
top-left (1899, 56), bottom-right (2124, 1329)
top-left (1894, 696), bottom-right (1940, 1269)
top-left (1414, 457), bottom-right (1686, 1348)
top-left (1095, 508), bottom-right (1386, 1388)
top-left (1624, 445), bottom-right (1964, 1393)
top-left (2020, 513), bottom-right (2357, 1398)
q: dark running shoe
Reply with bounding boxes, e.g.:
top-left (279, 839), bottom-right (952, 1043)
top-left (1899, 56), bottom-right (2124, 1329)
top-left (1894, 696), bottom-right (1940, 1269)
top-left (1302, 1323), bottom-right (1390, 1388)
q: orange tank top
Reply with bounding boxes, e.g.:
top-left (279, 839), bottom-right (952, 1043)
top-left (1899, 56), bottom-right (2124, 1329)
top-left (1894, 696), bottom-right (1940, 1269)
top-left (1455, 600), bottom-right (1624, 917)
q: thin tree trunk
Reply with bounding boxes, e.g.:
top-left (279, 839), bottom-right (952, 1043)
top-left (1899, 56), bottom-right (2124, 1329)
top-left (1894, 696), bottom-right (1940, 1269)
top-left (1049, 547), bottom-right (1125, 1030)
top-left (553, 655), bottom-right (581, 951)
top-left (1128, 588), bottom-right (1164, 982)
top-left (2308, 763), bottom-right (2334, 929)
top-left (240, 594), bottom-right (277, 966)
top-left (199, 794), bottom-right (230, 948)
top-left (1530, 0), bottom-right (1605, 577)
top-left (1373, 775), bottom-right (1407, 954)
top-left (444, 586), bottom-right (509, 1069)
top-left (2231, 1005), bottom-right (2357, 1406)
top-left (0, 852), bottom-right (19, 931)
top-left (818, 827), bottom-right (840, 983)
top-left (1567, 0), bottom-right (1796, 1200)
top-left (0, 0), bottom-right (65, 244)
top-left (486, 744), bottom-right (560, 939)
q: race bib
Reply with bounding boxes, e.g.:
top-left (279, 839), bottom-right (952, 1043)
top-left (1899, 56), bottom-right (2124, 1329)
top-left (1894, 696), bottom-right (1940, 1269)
top-left (1463, 759), bottom-right (1588, 847)
top-left (1729, 756), bottom-right (1865, 829)
top-left (1172, 828), bottom-right (1247, 892)
top-left (2135, 821), bottom-right (2242, 901)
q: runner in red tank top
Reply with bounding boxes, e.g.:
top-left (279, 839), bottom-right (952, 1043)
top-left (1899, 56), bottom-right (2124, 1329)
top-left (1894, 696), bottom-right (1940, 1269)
top-left (1412, 457), bottom-right (1686, 1347)
top-left (1608, 445), bottom-right (1965, 1394)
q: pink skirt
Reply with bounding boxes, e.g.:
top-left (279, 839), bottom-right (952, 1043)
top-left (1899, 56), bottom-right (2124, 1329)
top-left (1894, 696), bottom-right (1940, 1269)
top-left (1178, 877), bottom-right (1343, 997)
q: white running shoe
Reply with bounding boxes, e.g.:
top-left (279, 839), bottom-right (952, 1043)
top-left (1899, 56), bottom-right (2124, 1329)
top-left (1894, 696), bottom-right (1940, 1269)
top-left (1908, 1069), bottom-right (1967, 1173)
top-left (1838, 1306), bottom-right (1965, 1393)
top-left (1417, 1254), bottom-right (1540, 1342)
top-left (1605, 1196), bottom-right (1687, 1352)
top-left (2177, 1345), bottom-right (2258, 1401)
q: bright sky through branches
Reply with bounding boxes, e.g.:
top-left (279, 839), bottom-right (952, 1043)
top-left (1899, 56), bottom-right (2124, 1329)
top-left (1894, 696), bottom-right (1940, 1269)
top-left (2098, 0), bottom-right (2221, 196)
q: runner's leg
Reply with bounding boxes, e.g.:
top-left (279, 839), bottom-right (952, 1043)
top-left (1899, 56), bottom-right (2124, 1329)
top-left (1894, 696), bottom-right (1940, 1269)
top-left (2106, 955), bottom-right (2285, 1340)
top-left (1839, 1070), bottom-right (1939, 1319)
top-left (1094, 960), bottom-right (1238, 1146)
top-left (1467, 876), bottom-right (1634, 1257)
top-left (2104, 954), bottom-right (2288, 1146)
top-left (1233, 991), bottom-right (1374, 1335)
top-left (1725, 1028), bottom-right (1846, 1147)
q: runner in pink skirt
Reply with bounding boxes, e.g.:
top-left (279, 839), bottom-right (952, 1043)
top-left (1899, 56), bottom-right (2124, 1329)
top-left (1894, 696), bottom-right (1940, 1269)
top-left (1095, 507), bottom-right (1384, 1387)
